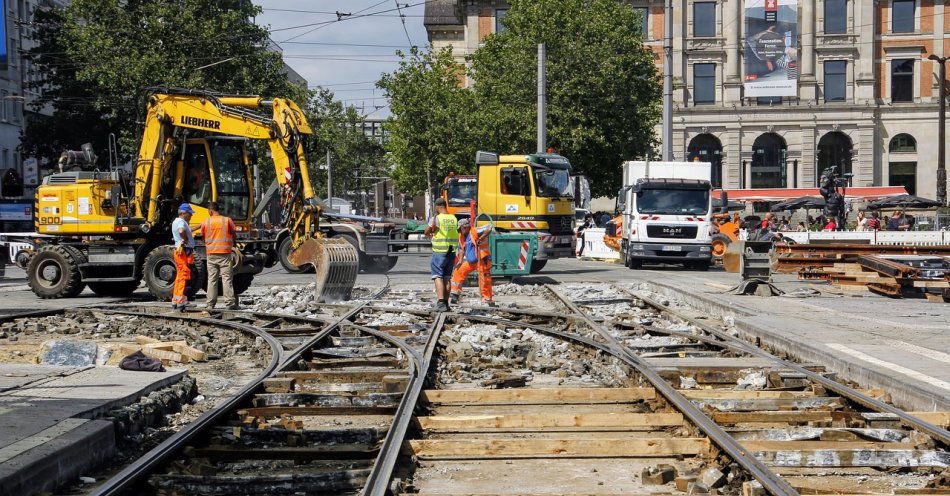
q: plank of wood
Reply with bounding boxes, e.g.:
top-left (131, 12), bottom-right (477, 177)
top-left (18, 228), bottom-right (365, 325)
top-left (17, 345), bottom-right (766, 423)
top-left (914, 280), bottom-right (950, 288)
top-left (712, 411), bottom-right (836, 424)
top-left (693, 397), bottom-right (845, 412)
top-left (406, 437), bottom-right (710, 458)
top-left (118, 344), bottom-right (187, 364)
top-left (753, 449), bottom-right (950, 468)
top-left (909, 412), bottom-right (950, 427)
top-left (740, 440), bottom-right (916, 451)
top-left (135, 335), bottom-right (161, 345)
top-left (172, 343), bottom-right (207, 361)
top-left (416, 413), bottom-right (684, 431)
top-left (422, 388), bottom-right (655, 405)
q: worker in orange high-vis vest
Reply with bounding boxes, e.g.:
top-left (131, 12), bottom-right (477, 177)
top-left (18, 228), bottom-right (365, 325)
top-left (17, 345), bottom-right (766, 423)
top-left (449, 218), bottom-right (494, 306)
top-left (198, 201), bottom-right (238, 309)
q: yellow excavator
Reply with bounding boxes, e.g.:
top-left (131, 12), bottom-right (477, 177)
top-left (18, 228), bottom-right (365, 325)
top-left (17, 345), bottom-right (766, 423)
top-left (28, 88), bottom-right (358, 302)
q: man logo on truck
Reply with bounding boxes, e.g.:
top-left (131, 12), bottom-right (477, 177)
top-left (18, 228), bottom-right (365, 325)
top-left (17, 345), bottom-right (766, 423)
top-left (661, 226), bottom-right (684, 235)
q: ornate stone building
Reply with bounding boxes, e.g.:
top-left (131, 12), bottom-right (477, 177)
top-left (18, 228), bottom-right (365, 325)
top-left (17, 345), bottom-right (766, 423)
top-left (424, 0), bottom-right (950, 198)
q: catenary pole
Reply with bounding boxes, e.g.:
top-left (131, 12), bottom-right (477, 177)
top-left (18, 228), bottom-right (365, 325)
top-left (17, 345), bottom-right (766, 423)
top-left (538, 43), bottom-right (547, 154)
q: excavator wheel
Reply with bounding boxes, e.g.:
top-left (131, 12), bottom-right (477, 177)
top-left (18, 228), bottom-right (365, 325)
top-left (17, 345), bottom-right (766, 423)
top-left (710, 233), bottom-right (732, 258)
top-left (288, 237), bottom-right (360, 303)
top-left (279, 236), bottom-right (314, 274)
top-left (27, 245), bottom-right (86, 299)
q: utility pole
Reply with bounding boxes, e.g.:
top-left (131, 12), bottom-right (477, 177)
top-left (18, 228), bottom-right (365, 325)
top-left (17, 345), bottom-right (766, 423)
top-left (662, 0), bottom-right (673, 161)
top-left (929, 54), bottom-right (948, 205)
top-left (537, 43), bottom-right (547, 154)
top-left (326, 149), bottom-right (333, 213)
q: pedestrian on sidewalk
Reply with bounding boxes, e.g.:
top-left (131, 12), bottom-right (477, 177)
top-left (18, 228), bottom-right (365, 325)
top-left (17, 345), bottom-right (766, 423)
top-left (450, 218), bottom-right (494, 306)
top-left (171, 203), bottom-right (197, 312)
top-left (196, 202), bottom-right (238, 310)
top-left (424, 198), bottom-right (458, 312)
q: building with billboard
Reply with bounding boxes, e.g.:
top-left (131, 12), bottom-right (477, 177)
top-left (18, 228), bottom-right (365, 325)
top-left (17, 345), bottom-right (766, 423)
top-left (424, 0), bottom-right (949, 198)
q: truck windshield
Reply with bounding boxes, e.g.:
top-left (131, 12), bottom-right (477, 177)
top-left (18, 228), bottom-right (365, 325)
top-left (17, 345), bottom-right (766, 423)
top-left (210, 140), bottom-right (250, 219)
top-left (533, 168), bottom-right (573, 198)
top-left (636, 189), bottom-right (710, 215)
top-left (447, 180), bottom-right (477, 207)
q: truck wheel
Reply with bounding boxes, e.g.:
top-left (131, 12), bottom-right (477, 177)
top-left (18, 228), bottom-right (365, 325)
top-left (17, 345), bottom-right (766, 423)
top-left (365, 256), bottom-right (398, 274)
top-left (233, 273), bottom-right (254, 295)
top-left (529, 259), bottom-right (547, 274)
top-left (279, 236), bottom-right (313, 274)
top-left (88, 281), bottom-right (141, 297)
top-left (710, 234), bottom-right (732, 258)
top-left (143, 246), bottom-right (178, 301)
top-left (27, 245), bottom-right (85, 299)
top-left (625, 253), bottom-right (642, 270)
top-left (14, 249), bottom-right (32, 269)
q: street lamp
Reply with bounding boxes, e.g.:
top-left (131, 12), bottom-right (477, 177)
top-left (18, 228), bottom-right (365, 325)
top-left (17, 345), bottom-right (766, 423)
top-left (927, 54), bottom-right (947, 205)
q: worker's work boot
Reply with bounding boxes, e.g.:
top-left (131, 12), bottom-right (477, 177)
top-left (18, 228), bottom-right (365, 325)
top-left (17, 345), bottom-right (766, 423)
top-left (434, 300), bottom-right (448, 312)
top-left (483, 300), bottom-right (496, 307)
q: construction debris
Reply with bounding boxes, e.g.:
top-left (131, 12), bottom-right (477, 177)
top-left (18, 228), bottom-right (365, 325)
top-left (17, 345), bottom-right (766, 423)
top-left (797, 254), bottom-right (949, 301)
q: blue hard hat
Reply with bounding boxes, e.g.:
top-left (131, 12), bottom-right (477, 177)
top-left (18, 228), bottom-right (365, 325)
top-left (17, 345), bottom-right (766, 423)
top-left (178, 203), bottom-right (195, 214)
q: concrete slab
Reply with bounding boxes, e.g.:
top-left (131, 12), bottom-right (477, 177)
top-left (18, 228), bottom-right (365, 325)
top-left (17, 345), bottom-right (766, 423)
top-left (0, 364), bottom-right (84, 392)
top-left (621, 268), bottom-right (950, 411)
top-left (0, 365), bottom-right (185, 496)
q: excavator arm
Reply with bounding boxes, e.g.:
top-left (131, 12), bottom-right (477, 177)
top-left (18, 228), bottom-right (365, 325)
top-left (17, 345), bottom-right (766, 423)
top-left (132, 90), bottom-right (357, 301)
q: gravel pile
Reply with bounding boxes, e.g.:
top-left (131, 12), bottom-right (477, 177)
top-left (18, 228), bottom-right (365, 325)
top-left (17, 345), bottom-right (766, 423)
top-left (437, 322), bottom-right (631, 387)
top-left (245, 284), bottom-right (341, 317)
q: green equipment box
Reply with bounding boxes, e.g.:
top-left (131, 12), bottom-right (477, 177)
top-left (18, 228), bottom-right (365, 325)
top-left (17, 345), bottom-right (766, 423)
top-left (489, 232), bottom-right (536, 277)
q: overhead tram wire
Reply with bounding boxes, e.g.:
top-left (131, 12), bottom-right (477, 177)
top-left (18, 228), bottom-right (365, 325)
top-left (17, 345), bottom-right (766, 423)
top-left (393, 1), bottom-right (415, 47)
top-left (275, 0), bottom-right (439, 43)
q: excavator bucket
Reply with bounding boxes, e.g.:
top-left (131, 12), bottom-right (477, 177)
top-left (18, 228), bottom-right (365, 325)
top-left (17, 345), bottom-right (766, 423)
top-left (288, 238), bottom-right (360, 302)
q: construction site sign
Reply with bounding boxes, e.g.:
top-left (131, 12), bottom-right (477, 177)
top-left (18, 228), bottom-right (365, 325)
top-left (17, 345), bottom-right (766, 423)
top-left (744, 0), bottom-right (798, 97)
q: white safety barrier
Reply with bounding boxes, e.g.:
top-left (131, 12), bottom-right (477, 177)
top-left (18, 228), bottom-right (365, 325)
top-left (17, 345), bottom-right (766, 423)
top-left (779, 231), bottom-right (950, 245)
top-left (580, 228), bottom-right (620, 260)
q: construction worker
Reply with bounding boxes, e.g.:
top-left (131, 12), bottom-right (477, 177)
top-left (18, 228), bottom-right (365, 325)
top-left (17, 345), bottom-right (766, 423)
top-left (424, 198), bottom-right (458, 312)
top-left (198, 201), bottom-right (238, 309)
top-left (171, 203), bottom-right (196, 311)
top-left (450, 218), bottom-right (494, 306)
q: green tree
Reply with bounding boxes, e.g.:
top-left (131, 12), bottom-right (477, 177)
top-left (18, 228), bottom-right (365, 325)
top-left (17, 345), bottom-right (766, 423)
top-left (469, 0), bottom-right (661, 197)
top-left (377, 47), bottom-right (477, 197)
top-left (23, 0), bottom-right (307, 166)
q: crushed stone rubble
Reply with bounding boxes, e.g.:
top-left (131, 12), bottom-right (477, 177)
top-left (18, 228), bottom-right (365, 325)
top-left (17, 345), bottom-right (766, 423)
top-left (437, 322), bottom-right (630, 387)
top-left (245, 284), bottom-right (344, 317)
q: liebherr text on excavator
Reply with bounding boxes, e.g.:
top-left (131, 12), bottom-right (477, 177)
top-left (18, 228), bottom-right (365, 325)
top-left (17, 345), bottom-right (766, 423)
top-left (27, 88), bottom-right (358, 302)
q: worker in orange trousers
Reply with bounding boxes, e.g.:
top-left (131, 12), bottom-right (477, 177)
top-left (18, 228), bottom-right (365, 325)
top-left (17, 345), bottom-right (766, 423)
top-left (450, 218), bottom-right (494, 306)
top-left (171, 203), bottom-right (197, 311)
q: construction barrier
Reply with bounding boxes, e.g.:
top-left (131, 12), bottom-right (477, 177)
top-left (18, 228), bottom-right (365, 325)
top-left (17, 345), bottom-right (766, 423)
top-left (779, 230), bottom-right (950, 245)
top-left (579, 228), bottom-right (620, 260)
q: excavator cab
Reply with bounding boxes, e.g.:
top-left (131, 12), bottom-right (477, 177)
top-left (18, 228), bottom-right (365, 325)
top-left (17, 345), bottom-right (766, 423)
top-left (176, 138), bottom-right (253, 230)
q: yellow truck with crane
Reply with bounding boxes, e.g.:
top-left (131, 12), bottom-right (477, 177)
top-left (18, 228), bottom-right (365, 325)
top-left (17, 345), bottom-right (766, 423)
top-left (28, 88), bottom-right (358, 302)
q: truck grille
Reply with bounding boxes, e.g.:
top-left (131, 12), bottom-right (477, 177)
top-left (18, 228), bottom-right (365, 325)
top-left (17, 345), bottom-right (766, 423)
top-left (646, 224), bottom-right (698, 239)
top-left (547, 215), bottom-right (573, 235)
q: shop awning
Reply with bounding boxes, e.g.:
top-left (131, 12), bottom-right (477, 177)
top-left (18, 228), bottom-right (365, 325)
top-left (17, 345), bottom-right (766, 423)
top-left (712, 186), bottom-right (908, 202)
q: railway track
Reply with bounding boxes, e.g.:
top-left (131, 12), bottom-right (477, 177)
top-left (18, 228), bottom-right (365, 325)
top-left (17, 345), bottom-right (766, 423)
top-left (36, 281), bottom-right (948, 495)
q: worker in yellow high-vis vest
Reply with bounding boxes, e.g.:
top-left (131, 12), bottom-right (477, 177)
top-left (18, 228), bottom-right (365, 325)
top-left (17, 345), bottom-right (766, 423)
top-left (424, 198), bottom-right (459, 312)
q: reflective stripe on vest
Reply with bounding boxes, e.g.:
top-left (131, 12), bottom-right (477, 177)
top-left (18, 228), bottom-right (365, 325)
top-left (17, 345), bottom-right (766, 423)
top-left (432, 214), bottom-right (459, 253)
top-left (203, 215), bottom-right (234, 254)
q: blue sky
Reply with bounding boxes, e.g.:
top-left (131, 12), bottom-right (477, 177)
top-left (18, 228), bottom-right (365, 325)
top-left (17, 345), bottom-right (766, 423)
top-left (255, 1), bottom-right (429, 117)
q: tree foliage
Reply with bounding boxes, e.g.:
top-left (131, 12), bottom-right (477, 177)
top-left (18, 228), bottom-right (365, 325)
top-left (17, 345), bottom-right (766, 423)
top-left (23, 0), bottom-right (306, 165)
top-left (380, 0), bottom-right (661, 197)
top-left (377, 47), bottom-right (477, 196)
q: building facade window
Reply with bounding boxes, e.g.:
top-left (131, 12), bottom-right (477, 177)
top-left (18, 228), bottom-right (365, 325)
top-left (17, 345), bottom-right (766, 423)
top-left (823, 60), bottom-right (847, 102)
top-left (693, 2), bottom-right (716, 37)
top-left (636, 7), bottom-right (649, 38)
top-left (751, 133), bottom-right (788, 188)
top-left (891, 59), bottom-right (914, 102)
top-left (824, 0), bottom-right (847, 33)
top-left (687, 134), bottom-right (723, 188)
top-left (693, 63), bottom-right (716, 104)
top-left (891, 0), bottom-right (915, 33)
top-left (816, 131), bottom-right (852, 181)
top-left (757, 96), bottom-right (782, 106)
top-left (495, 9), bottom-right (508, 33)
top-left (889, 133), bottom-right (917, 152)
top-left (889, 162), bottom-right (917, 194)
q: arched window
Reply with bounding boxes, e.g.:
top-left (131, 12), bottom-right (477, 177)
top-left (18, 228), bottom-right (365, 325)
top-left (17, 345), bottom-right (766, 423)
top-left (751, 133), bottom-right (787, 189)
top-left (687, 134), bottom-right (723, 188)
top-left (816, 131), bottom-right (853, 183)
top-left (888, 133), bottom-right (916, 153)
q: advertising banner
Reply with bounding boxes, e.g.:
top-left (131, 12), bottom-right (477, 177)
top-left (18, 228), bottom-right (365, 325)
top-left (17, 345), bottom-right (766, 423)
top-left (744, 0), bottom-right (798, 97)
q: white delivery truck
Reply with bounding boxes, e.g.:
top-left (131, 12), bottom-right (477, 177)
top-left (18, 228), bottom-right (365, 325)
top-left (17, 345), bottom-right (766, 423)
top-left (618, 161), bottom-right (714, 270)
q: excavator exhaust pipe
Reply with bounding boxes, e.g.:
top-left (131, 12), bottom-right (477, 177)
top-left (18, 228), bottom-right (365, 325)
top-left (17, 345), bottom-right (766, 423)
top-left (288, 238), bottom-right (360, 303)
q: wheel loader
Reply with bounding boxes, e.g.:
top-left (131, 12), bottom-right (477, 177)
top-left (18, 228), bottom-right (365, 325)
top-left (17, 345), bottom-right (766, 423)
top-left (27, 88), bottom-right (358, 302)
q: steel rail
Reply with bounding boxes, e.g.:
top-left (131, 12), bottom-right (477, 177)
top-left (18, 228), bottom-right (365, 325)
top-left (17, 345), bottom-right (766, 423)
top-left (619, 286), bottom-right (950, 446)
top-left (86, 308), bottom-right (283, 496)
top-left (362, 312), bottom-right (447, 496)
top-left (546, 286), bottom-right (800, 496)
